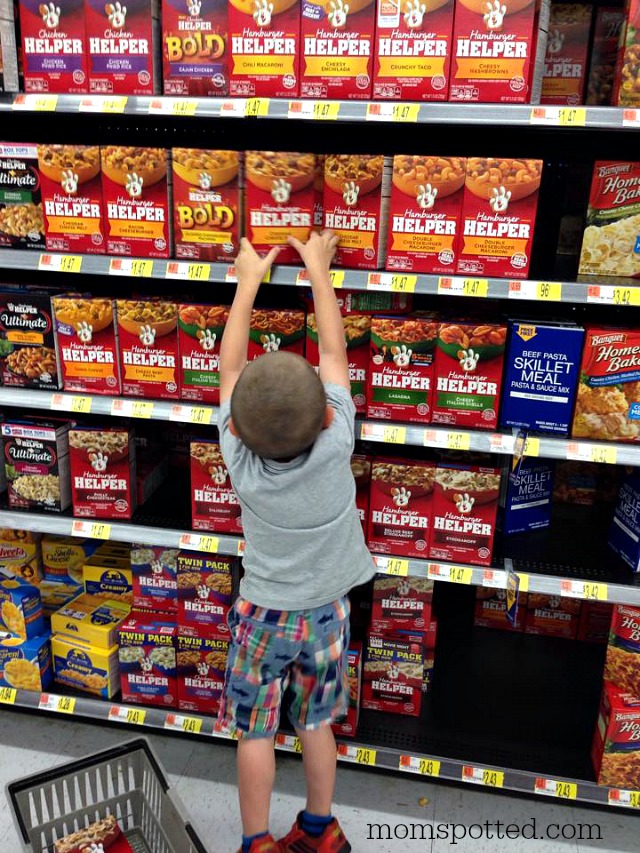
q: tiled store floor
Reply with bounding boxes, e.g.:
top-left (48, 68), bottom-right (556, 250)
top-left (0, 710), bottom-right (636, 853)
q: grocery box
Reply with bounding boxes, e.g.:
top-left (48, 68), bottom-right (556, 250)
top-left (0, 631), bottom-right (52, 691)
top-left (116, 299), bottom-right (179, 399)
top-left (501, 321), bottom-right (584, 435)
top-left (190, 440), bottom-right (242, 535)
top-left (604, 604), bottom-right (640, 696)
top-left (0, 529), bottom-right (41, 544)
top-left (370, 574), bottom-right (433, 633)
top-left (51, 592), bottom-right (130, 649)
top-left (83, 557), bottom-right (133, 602)
top-left (39, 580), bottom-right (82, 618)
top-left (613, 0), bottom-right (640, 106)
top-left (20, 0), bottom-right (89, 93)
top-left (592, 681), bottom-right (640, 788)
top-left (501, 458), bottom-right (554, 536)
top-left (162, 0), bottom-right (228, 95)
top-left (474, 588), bottom-right (527, 631)
top-left (0, 536), bottom-right (43, 585)
top-left (367, 313), bottom-right (438, 423)
top-left (173, 150), bottom-right (241, 261)
top-left (525, 593), bottom-right (581, 639)
top-left (0, 288), bottom-right (61, 389)
top-left (177, 552), bottom-right (235, 639)
top-left (119, 615), bottom-right (177, 708)
top-left (52, 634), bottom-right (119, 698)
top-left (306, 311), bottom-right (371, 414)
top-left (42, 535), bottom-right (99, 584)
top-left (0, 144), bottom-right (45, 250)
top-left (52, 297), bottom-right (121, 394)
top-left (609, 469), bottom-right (640, 571)
top-left (176, 628), bottom-right (229, 714)
top-left (0, 11), bottom-right (20, 92)
top-left (2, 417), bottom-right (71, 512)
top-left (541, 3), bottom-right (593, 105)
top-left (247, 309), bottom-right (306, 361)
top-left (586, 7), bottom-right (624, 105)
top-left (578, 602), bottom-right (613, 643)
top-left (362, 632), bottom-right (424, 716)
top-left (178, 304), bottom-right (229, 405)
top-left (351, 454), bottom-right (371, 534)
top-left (373, 0), bottom-right (453, 100)
top-left (332, 643), bottom-right (362, 738)
top-left (131, 544), bottom-right (178, 613)
top-left (0, 577), bottom-right (44, 644)
top-left (70, 426), bottom-right (137, 520)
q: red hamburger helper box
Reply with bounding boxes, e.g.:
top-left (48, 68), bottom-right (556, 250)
top-left (332, 643), bottom-right (362, 737)
top-left (177, 629), bottom-right (229, 714)
top-left (229, 0), bottom-right (300, 97)
top-left (177, 551), bottom-right (235, 639)
top-left (190, 440), bottom-right (242, 534)
top-left (351, 454), bottom-right (371, 534)
top-left (370, 573), bottom-right (434, 632)
top-left (362, 631), bottom-right (424, 716)
top-left (524, 593), bottom-right (581, 639)
top-left (20, 0), bottom-right (89, 93)
top-left (578, 601), bottom-right (612, 643)
top-left (116, 299), bottom-right (179, 400)
top-left (162, 0), bottom-right (228, 96)
top-left (449, 0), bottom-right (549, 103)
top-left (69, 426), bottom-right (137, 519)
top-left (541, 3), bottom-right (593, 105)
top-left (85, 0), bottom-right (159, 95)
top-left (131, 544), bottom-right (179, 614)
top-left (474, 587), bottom-right (528, 630)
top-left (301, 0), bottom-right (375, 99)
top-left (178, 303), bottom-right (229, 405)
top-left (368, 458), bottom-right (436, 558)
top-left (118, 615), bottom-right (178, 708)
top-left (307, 311), bottom-right (371, 414)
top-left (591, 681), bottom-right (640, 789)
top-left (373, 0), bottom-right (454, 101)
top-left (247, 308), bottom-right (305, 361)
top-left (429, 463), bottom-right (501, 566)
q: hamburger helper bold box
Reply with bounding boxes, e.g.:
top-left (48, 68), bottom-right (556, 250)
top-left (229, 0), bottom-right (300, 97)
top-left (172, 149), bottom-right (241, 262)
top-left (324, 154), bottom-right (391, 269)
top-left (177, 630), bottom-right (229, 714)
top-left (370, 573), bottom-right (434, 632)
top-left (367, 458), bottom-right (435, 558)
top-left (0, 143), bottom-right (45, 251)
top-left (118, 615), bottom-right (177, 708)
top-left (178, 303), bottom-right (229, 404)
top-left (300, 0), bottom-right (375, 99)
top-left (306, 311), bottom-right (371, 413)
top-left (69, 426), bottom-right (136, 519)
top-left (162, 0), bottom-right (228, 96)
top-left (190, 440), bottom-right (242, 534)
top-left (373, 0), bottom-right (454, 101)
top-left (116, 299), bottom-right (179, 399)
top-left (19, 0), bottom-right (89, 93)
top-left (101, 146), bottom-right (171, 258)
top-left (247, 308), bottom-right (305, 360)
top-left (362, 632), bottom-right (424, 716)
top-left (386, 155), bottom-right (466, 275)
top-left (541, 3), bottom-right (593, 105)
top-left (456, 157), bottom-right (543, 279)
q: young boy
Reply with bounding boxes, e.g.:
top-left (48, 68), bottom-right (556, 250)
top-left (218, 230), bottom-right (375, 853)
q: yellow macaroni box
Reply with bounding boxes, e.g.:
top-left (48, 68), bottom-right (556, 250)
top-left (0, 578), bottom-right (44, 645)
top-left (39, 580), bottom-right (83, 618)
top-left (0, 632), bottom-right (52, 692)
top-left (0, 537), bottom-right (43, 586)
top-left (42, 535), bottom-right (99, 585)
top-left (83, 556), bottom-right (133, 602)
top-left (51, 593), bottom-right (130, 649)
top-left (52, 635), bottom-right (119, 699)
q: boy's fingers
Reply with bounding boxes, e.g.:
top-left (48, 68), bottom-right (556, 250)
top-left (287, 235), bottom-right (304, 253)
top-left (264, 246), bottom-right (281, 266)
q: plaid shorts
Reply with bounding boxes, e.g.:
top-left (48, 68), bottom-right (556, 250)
top-left (219, 596), bottom-right (350, 739)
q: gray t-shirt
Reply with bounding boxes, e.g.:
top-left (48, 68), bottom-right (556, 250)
top-left (219, 382), bottom-right (375, 610)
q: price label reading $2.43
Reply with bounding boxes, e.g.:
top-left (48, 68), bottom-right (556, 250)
top-left (338, 745), bottom-right (376, 765)
top-left (399, 756), bottom-right (441, 777)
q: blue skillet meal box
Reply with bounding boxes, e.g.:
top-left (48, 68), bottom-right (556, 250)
top-left (502, 457), bottom-right (555, 536)
top-left (501, 322), bottom-right (584, 435)
top-left (609, 469), bottom-right (640, 572)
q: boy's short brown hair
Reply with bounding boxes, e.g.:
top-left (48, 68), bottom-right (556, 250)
top-left (231, 352), bottom-right (326, 459)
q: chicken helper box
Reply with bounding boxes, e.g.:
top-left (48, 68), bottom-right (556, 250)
top-left (20, 0), bottom-right (89, 93)
top-left (162, 0), bottom-right (229, 96)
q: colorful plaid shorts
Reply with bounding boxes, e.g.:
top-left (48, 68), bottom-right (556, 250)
top-left (219, 596), bottom-right (350, 739)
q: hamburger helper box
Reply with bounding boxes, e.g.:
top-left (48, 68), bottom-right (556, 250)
top-left (586, 7), bottom-right (624, 105)
top-left (373, 0), bottom-right (454, 100)
top-left (229, 0), bottom-right (300, 97)
top-left (19, 0), bottom-right (89, 93)
top-left (370, 573), bottom-right (434, 633)
top-left (247, 308), bottom-right (305, 360)
top-left (131, 544), bottom-right (179, 613)
top-left (367, 458), bottom-right (435, 558)
top-left (332, 643), bottom-right (362, 737)
top-left (351, 454), bottom-right (371, 534)
top-left (178, 303), bottom-right (229, 404)
top-left (474, 587), bottom-right (528, 630)
top-left (541, 3), bottom-right (593, 105)
top-left (69, 426), bottom-right (137, 519)
top-left (118, 615), bottom-right (177, 708)
top-left (367, 314), bottom-right (439, 423)
top-left (386, 155), bottom-right (466, 275)
top-left (362, 631), bottom-right (424, 716)
top-left (592, 681), bottom-right (640, 789)
top-left (450, 0), bottom-right (549, 103)
top-left (604, 605), bottom-right (640, 697)
top-left (38, 144), bottom-right (106, 254)
top-left (613, 0), bottom-right (640, 107)
top-left (177, 552), bottom-right (235, 639)
top-left (306, 311), bottom-right (371, 414)
top-left (101, 146), bottom-right (171, 258)
top-left (456, 157), bottom-right (543, 279)
top-left (115, 299), bottom-right (179, 399)
top-left (190, 440), bottom-right (242, 534)
top-left (0, 288), bottom-right (62, 389)
top-left (0, 143), bottom-right (45, 251)
top-left (578, 601), bottom-right (612, 644)
top-left (162, 0), bottom-right (228, 96)
top-left (324, 154), bottom-right (391, 269)
top-left (177, 629), bottom-right (229, 714)
top-left (172, 149), bottom-right (241, 262)
top-left (86, 0), bottom-right (159, 94)
top-left (524, 593), bottom-right (581, 639)
top-left (301, 0), bottom-right (375, 99)
top-left (429, 463), bottom-right (501, 566)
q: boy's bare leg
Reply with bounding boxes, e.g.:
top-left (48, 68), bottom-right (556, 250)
top-left (295, 724), bottom-right (337, 815)
top-left (237, 736), bottom-right (276, 836)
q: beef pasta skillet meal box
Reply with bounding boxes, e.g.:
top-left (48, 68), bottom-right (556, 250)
top-left (367, 314), bottom-right (438, 423)
top-left (307, 311), bottom-right (371, 413)
top-left (85, 0), bottom-right (159, 95)
top-left (131, 544), bottom-right (179, 613)
top-left (69, 426), bottom-right (137, 519)
top-left (429, 463), bottom-right (501, 566)
top-left (177, 552), bottom-right (235, 638)
top-left (541, 3), bottom-right (593, 105)
top-left (19, 0), bottom-right (89, 93)
top-left (229, 0), bottom-right (300, 97)
top-left (118, 615), bottom-right (177, 708)
top-left (190, 440), bottom-right (242, 534)
top-left (116, 299), bottom-right (179, 399)
top-left (572, 326), bottom-right (640, 442)
top-left (609, 469), bottom-right (640, 572)
top-left (432, 320), bottom-right (507, 429)
top-left (604, 605), bottom-right (640, 697)
top-left (2, 417), bottom-right (71, 512)
top-left (177, 630), bottom-right (229, 714)
top-left (101, 146), bottom-right (171, 258)
top-left (592, 681), bottom-right (640, 789)
top-left (373, 0), bottom-right (454, 101)
top-left (351, 454), bottom-right (371, 533)
top-left (362, 632), bottom-right (424, 716)
top-left (501, 457), bottom-right (554, 535)
top-left (324, 154), bottom-right (391, 270)
top-left (367, 458), bottom-right (436, 558)
top-left (501, 321), bottom-right (584, 435)
top-left (456, 157), bottom-right (543, 279)
top-left (579, 161), bottom-right (640, 278)
top-left (586, 7), bottom-right (624, 105)
top-left (178, 303), bottom-right (229, 404)
top-left (173, 149), bottom-right (241, 262)
top-left (332, 643), bottom-right (362, 737)
top-left (247, 308), bottom-right (305, 361)
top-left (613, 0), bottom-right (640, 107)
top-left (245, 151), bottom-right (316, 263)
top-left (386, 155), bottom-right (466, 275)
top-left (0, 143), bottom-right (44, 251)
top-left (301, 0), bottom-right (375, 99)
top-left (370, 573), bottom-right (434, 632)
top-left (162, 0), bottom-right (228, 96)
top-left (53, 297), bottom-right (120, 395)
top-left (0, 289), bottom-right (61, 389)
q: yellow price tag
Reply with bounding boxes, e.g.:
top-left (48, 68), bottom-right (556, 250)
top-left (590, 445), bottom-right (617, 465)
top-left (245, 98), bottom-right (269, 117)
top-left (382, 426), bottom-right (406, 444)
top-left (583, 582), bottom-right (608, 601)
top-left (57, 696), bottom-right (76, 714)
top-left (399, 756), bottom-right (441, 776)
top-left (390, 275), bottom-right (417, 293)
top-left (450, 567), bottom-right (473, 584)
top-left (181, 715), bottom-right (202, 734)
top-left (483, 770), bottom-right (504, 787)
top-left (187, 263), bottom-right (211, 281)
top-left (198, 536), bottom-right (219, 553)
top-left (59, 256), bottom-right (83, 273)
top-left (131, 401), bottom-right (154, 419)
top-left (102, 96), bottom-right (128, 112)
top-left (386, 558), bottom-right (409, 576)
top-left (536, 778), bottom-right (577, 799)
top-left (131, 259), bottom-right (153, 277)
top-left (630, 792), bottom-right (640, 808)
top-left (447, 432), bottom-right (470, 451)
top-left (523, 437), bottom-right (540, 457)
top-left (518, 573), bottom-right (530, 593)
top-left (126, 708), bottom-right (146, 725)
top-left (276, 734), bottom-right (303, 752)
top-left (329, 270), bottom-right (344, 289)
top-left (34, 95), bottom-right (59, 111)
top-left (313, 102), bottom-right (339, 120)
top-left (419, 759), bottom-right (440, 776)
top-left (172, 99), bottom-right (198, 116)
top-left (354, 748), bottom-right (376, 765)
top-left (613, 287), bottom-right (640, 306)
top-left (392, 104), bottom-right (419, 122)
top-left (70, 396), bottom-right (92, 414)
top-left (0, 687), bottom-right (16, 703)
top-left (190, 407), bottom-right (213, 425)
top-left (558, 107), bottom-right (586, 126)
top-left (463, 278), bottom-right (489, 297)
top-left (537, 282), bottom-right (562, 301)
top-left (90, 523), bottom-right (112, 540)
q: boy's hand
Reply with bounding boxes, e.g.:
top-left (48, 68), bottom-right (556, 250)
top-left (235, 238), bottom-right (280, 291)
top-left (288, 229), bottom-right (338, 278)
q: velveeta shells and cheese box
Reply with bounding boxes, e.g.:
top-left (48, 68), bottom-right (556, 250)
top-left (116, 299), bottom-right (179, 399)
top-left (162, 0), bottom-right (229, 96)
top-left (20, 0), bottom-right (89, 93)
top-left (53, 297), bottom-right (121, 395)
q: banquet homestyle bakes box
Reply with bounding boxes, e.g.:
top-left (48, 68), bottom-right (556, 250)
top-left (456, 157), bottom-right (543, 279)
top-left (324, 154), bottom-right (391, 269)
top-left (613, 0), bottom-right (640, 106)
top-left (541, 3), bottom-right (592, 105)
top-left (0, 143), bottom-right (45, 251)
top-left (386, 155), bottom-right (466, 275)
top-left (373, 0), bottom-right (453, 100)
top-left (307, 311), bottom-right (371, 413)
top-left (162, 0), bottom-right (228, 96)
top-left (301, 0), bottom-right (375, 99)
top-left (115, 299), bottom-right (179, 399)
top-left (101, 146), bottom-right (171, 258)
top-left (586, 7), bottom-right (624, 105)
top-left (19, 0), bottom-right (89, 93)
top-left (362, 632), bottom-right (424, 716)
top-left (173, 149), bottom-right (241, 261)
top-left (592, 681), bottom-right (640, 789)
top-left (604, 605), bottom-right (640, 697)
top-left (370, 573), bottom-right (433, 632)
top-left (367, 458), bottom-right (435, 558)
top-left (229, 0), bottom-right (300, 97)
top-left (69, 426), bottom-right (137, 519)
top-left (38, 144), bottom-right (106, 254)
top-left (578, 161), bottom-right (640, 278)
top-left (247, 308), bottom-right (305, 360)
top-left (190, 440), bottom-right (242, 534)
top-left (178, 303), bottom-right (229, 404)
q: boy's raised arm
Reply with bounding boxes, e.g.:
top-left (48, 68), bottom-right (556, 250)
top-left (288, 230), bottom-right (349, 390)
top-left (219, 239), bottom-right (280, 404)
